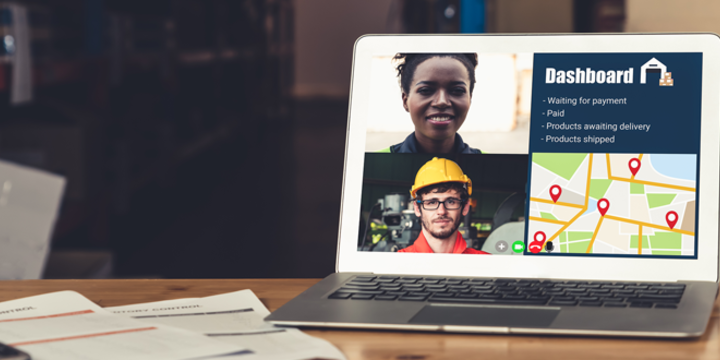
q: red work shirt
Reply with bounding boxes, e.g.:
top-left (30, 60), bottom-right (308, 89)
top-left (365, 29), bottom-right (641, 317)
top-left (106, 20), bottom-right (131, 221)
top-left (399, 231), bottom-right (489, 254)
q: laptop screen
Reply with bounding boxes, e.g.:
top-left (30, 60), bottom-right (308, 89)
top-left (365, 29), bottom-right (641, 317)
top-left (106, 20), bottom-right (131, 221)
top-left (358, 51), bottom-right (700, 259)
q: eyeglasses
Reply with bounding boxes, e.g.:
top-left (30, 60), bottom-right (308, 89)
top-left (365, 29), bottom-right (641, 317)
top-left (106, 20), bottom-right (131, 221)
top-left (416, 198), bottom-right (464, 210)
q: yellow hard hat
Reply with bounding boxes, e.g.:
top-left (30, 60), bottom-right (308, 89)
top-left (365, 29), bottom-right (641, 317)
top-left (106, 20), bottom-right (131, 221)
top-left (410, 157), bottom-right (472, 198)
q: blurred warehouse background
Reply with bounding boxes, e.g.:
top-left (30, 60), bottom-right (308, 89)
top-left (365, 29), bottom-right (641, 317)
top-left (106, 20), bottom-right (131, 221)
top-left (0, 0), bottom-right (716, 279)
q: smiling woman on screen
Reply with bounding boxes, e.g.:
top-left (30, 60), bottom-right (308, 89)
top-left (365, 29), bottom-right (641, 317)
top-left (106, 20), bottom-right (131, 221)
top-left (378, 53), bottom-right (481, 154)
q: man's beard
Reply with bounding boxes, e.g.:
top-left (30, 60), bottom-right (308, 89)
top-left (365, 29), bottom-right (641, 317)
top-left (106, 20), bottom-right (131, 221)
top-left (421, 214), bottom-right (462, 240)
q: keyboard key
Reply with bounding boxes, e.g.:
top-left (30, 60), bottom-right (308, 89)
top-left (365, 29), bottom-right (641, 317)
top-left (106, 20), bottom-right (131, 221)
top-left (346, 285), bottom-right (380, 291)
top-left (579, 301), bottom-right (603, 307)
top-left (343, 282), bottom-right (378, 290)
top-left (504, 295), bottom-right (527, 300)
top-left (448, 288), bottom-right (471, 293)
top-left (471, 285), bottom-right (493, 290)
top-left (600, 297), bottom-right (624, 302)
top-left (408, 292), bottom-right (431, 297)
top-left (396, 279), bottom-right (418, 284)
top-left (378, 276), bottom-right (399, 280)
top-left (588, 289), bottom-right (611, 294)
top-left (449, 285), bottom-right (470, 290)
top-left (552, 296), bottom-right (576, 301)
top-left (354, 276), bottom-right (376, 280)
top-left (635, 295), bottom-right (680, 303)
top-left (430, 292), bottom-right (455, 298)
top-left (424, 277), bottom-right (446, 281)
top-left (418, 279), bottom-right (440, 284)
top-left (375, 279), bottom-right (396, 283)
top-left (528, 295), bottom-right (551, 301)
top-left (375, 295), bottom-right (397, 300)
top-left (520, 289), bottom-right (542, 295)
top-left (402, 276), bottom-right (423, 280)
top-left (468, 278), bottom-right (488, 283)
top-left (565, 288), bottom-right (588, 293)
top-left (626, 285), bottom-right (648, 290)
top-left (661, 289), bottom-right (684, 295)
top-left (385, 291), bottom-right (407, 296)
top-left (604, 302), bottom-right (627, 308)
top-left (402, 286), bottom-right (424, 291)
top-left (329, 292), bottom-right (352, 299)
top-left (655, 303), bottom-right (678, 309)
top-left (337, 288), bottom-right (384, 294)
top-left (549, 300), bottom-right (578, 306)
top-left (601, 284), bottom-right (624, 289)
top-left (650, 285), bottom-right (686, 290)
top-left (471, 289), bottom-right (495, 294)
top-left (456, 293), bottom-right (478, 299)
top-left (629, 302), bottom-right (654, 308)
top-left (577, 284), bottom-right (600, 289)
top-left (638, 294), bottom-right (682, 300)
top-left (576, 296), bottom-right (599, 301)
top-left (426, 288), bottom-right (449, 293)
top-left (556, 283), bottom-right (578, 288)
top-left (398, 295), bottom-right (428, 301)
top-left (481, 294), bottom-right (502, 299)
top-left (379, 286), bottom-right (402, 291)
top-left (352, 294), bottom-right (375, 300)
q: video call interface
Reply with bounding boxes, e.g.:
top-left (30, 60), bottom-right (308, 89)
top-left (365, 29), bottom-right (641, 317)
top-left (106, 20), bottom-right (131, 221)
top-left (358, 52), bottom-right (701, 259)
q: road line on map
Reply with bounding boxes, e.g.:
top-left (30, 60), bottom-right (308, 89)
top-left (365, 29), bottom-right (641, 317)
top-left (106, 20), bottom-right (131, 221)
top-left (585, 154), bottom-right (593, 204)
top-left (586, 216), bottom-right (605, 253)
top-left (528, 216), bottom-right (568, 225)
top-left (529, 197), bottom-right (585, 208)
top-left (638, 225), bottom-right (643, 255)
top-left (605, 153), bottom-right (612, 178)
top-left (631, 154), bottom-right (643, 180)
top-left (604, 214), bottom-right (695, 235)
top-left (543, 208), bottom-right (586, 251)
top-left (607, 176), bottom-right (695, 192)
top-left (543, 155), bottom-right (594, 250)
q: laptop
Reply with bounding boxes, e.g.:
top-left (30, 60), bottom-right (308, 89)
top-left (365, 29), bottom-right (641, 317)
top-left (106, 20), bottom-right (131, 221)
top-left (266, 34), bottom-right (720, 337)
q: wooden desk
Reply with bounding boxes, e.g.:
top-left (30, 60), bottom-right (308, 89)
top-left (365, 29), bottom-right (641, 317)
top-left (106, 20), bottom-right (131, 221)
top-left (1, 279), bottom-right (718, 359)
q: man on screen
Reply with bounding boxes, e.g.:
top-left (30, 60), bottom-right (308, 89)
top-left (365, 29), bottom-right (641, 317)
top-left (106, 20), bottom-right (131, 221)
top-left (400, 157), bottom-right (489, 254)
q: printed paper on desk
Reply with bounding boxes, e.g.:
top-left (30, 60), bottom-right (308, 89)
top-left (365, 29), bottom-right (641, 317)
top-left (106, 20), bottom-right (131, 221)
top-left (107, 289), bottom-right (346, 360)
top-left (0, 291), bottom-right (247, 360)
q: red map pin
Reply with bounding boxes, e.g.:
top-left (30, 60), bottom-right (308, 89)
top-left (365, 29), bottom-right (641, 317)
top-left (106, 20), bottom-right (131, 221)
top-left (549, 185), bottom-right (562, 203)
top-left (666, 211), bottom-right (679, 229)
top-left (628, 158), bottom-right (641, 176)
top-left (597, 198), bottom-right (610, 216)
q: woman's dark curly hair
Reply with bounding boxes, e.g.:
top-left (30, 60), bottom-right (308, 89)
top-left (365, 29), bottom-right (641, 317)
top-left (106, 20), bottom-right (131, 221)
top-left (393, 53), bottom-right (479, 96)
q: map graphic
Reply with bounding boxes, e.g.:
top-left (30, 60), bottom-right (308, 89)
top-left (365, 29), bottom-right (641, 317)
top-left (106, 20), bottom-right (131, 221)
top-left (527, 153), bottom-right (697, 256)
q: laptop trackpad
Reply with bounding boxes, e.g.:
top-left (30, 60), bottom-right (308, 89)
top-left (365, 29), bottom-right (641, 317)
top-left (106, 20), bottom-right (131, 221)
top-left (409, 305), bottom-right (559, 327)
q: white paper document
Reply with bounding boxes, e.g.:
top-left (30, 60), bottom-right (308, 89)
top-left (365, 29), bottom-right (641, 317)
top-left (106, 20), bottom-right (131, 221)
top-left (0, 291), bottom-right (246, 360)
top-left (106, 290), bottom-right (346, 360)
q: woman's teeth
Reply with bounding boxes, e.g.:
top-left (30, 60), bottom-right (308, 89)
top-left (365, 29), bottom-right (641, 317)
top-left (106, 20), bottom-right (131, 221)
top-left (428, 116), bottom-right (452, 121)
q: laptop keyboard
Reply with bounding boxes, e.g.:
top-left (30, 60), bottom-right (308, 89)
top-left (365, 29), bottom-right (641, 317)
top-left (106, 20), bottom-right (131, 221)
top-left (328, 275), bottom-right (685, 309)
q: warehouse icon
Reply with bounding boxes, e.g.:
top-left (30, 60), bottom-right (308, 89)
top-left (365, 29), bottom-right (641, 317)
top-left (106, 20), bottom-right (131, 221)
top-left (640, 58), bottom-right (674, 86)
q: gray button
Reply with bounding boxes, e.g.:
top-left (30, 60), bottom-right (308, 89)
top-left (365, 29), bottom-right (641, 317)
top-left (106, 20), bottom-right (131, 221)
top-left (495, 240), bottom-right (509, 253)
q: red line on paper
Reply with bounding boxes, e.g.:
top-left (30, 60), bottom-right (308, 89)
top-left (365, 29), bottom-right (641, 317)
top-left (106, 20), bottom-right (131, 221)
top-left (9, 326), bottom-right (158, 346)
top-left (0, 310), bottom-right (94, 323)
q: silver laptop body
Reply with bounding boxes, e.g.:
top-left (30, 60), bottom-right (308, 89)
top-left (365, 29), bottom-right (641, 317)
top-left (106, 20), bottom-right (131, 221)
top-left (266, 34), bottom-right (720, 337)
